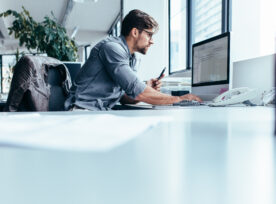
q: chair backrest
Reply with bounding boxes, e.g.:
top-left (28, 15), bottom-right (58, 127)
top-left (47, 67), bottom-right (67, 111)
top-left (4, 56), bottom-right (71, 112)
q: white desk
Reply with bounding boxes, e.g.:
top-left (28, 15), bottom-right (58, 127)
top-left (0, 106), bottom-right (275, 204)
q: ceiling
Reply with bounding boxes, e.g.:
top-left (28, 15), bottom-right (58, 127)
top-left (0, 0), bottom-right (121, 52)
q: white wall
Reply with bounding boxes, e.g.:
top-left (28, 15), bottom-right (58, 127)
top-left (232, 0), bottom-right (276, 62)
top-left (72, 30), bottom-right (107, 47)
top-left (259, 0), bottom-right (276, 55)
top-left (123, 0), bottom-right (169, 81)
top-left (231, 0), bottom-right (261, 62)
top-left (230, 0), bottom-right (276, 88)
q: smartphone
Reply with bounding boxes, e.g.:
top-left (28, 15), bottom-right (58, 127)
top-left (157, 67), bottom-right (166, 80)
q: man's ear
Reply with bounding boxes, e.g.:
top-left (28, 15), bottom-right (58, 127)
top-left (130, 28), bottom-right (139, 38)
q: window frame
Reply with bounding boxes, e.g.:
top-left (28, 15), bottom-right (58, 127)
top-left (108, 13), bottom-right (122, 37)
top-left (169, 0), bottom-right (231, 74)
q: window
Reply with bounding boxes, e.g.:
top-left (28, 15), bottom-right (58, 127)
top-left (192, 0), bottom-right (222, 44)
top-left (84, 45), bottom-right (92, 61)
top-left (116, 20), bottom-right (121, 37)
top-left (169, 0), bottom-right (231, 74)
top-left (1, 55), bottom-right (16, 93)
top-left (169, 0), bottom-right (187, 73)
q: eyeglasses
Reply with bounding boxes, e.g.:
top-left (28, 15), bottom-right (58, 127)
top-left (142, 29), bottom-right (154, 40)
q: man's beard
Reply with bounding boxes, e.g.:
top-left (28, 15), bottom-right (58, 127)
top-left (137, 47), bottom-right (148, 55)
top-left (135, 38), bottom-right (149, 55)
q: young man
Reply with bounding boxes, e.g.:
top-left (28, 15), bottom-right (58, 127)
top-left (65, 9), bottom-right (201, 111)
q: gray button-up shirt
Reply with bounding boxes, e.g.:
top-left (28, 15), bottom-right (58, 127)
top-left (64, 36), bottom-right (146, 111)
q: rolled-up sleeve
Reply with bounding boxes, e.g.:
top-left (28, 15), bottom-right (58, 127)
top-left (99, 42), bottom-right (146, 99)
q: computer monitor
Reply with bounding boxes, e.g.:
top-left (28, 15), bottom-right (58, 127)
top-left (63, 62), bottom-right (82, 82)
top-left (192, 32), bottom-right (230, 101)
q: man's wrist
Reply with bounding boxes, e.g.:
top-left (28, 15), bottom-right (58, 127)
top-left (172, 96), bottom-right (181, 103)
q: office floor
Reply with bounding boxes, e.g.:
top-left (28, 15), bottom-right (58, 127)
top-left (0, 106), bottom-right (275, 204)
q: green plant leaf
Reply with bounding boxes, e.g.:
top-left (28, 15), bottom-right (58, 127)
top-left (1, 7), bottom-right (78, 61)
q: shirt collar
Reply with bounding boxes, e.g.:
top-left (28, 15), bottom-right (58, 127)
top-left (120, 35), bottom-right (134, 58)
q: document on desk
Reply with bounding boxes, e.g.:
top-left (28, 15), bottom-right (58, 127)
top-left (0, 114), bottom-right (171, 151)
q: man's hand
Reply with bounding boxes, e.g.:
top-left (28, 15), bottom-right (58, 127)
top-left (179, 94), bottom-right (202, 102)
top-left (146, 74), bottom-right (165, 92)
top-left (135, 86), bottom-right (202, 105)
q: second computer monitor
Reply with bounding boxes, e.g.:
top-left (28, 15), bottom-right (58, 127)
top-left (192, 32), bottom-right (230, 101)
top-left (63, 62), bottom-right (82, 82)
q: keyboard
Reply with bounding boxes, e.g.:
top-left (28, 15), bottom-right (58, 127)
top-left (173, 100), bottom-right (203, 106)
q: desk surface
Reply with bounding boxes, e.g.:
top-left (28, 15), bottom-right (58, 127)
top-left (0, 106), bottom-right (275, 204)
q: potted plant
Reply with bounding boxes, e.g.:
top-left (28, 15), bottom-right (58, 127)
top-left (0, 7), bottom-right (78, 61)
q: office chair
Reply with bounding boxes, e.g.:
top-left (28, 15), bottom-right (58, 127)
top-left (47, 65), bottom-right (71, 111)
top-left (4, 56), bottom-right (72, 112)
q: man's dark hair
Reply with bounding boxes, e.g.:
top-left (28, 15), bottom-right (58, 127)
top-left (121, 9), bottom-right (159, 37)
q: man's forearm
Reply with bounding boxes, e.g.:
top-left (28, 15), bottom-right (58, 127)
top-left (135, 86), bottom-right (181, 105)
top-left (120, 94), bottom-right (140, 104)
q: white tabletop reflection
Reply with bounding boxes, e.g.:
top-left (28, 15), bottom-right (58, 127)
top-left (0, 106), bottom-right (275, 204)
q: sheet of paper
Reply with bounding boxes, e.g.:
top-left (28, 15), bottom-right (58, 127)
top-left (0, 113), bottom-right (171, 151)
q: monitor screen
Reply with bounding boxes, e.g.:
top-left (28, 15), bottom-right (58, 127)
top-left (192, 32), bottom-right (230, 86)
top-left (63, 62), bottom-right (82, 82)
top-left (191, 33), bottom-right (230, 101)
